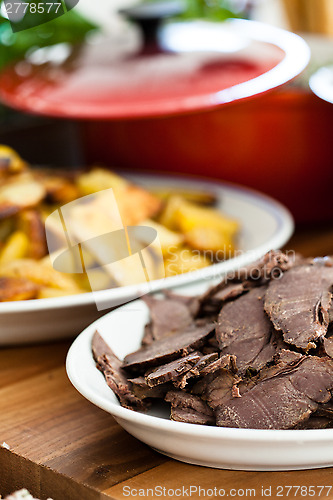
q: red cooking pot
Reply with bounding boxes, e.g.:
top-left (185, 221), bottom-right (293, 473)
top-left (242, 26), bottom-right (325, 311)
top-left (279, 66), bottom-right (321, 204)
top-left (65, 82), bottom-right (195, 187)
top-left (0, 2), bottom-right (318, 221)
top-left (81, 85), bottom-right (333, 223)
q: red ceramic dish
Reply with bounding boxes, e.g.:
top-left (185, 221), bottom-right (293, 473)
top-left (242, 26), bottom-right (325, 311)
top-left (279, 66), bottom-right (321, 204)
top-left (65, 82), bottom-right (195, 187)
top-left (0, 20), bottom-right (309, 119)
top-left (0, 19), bottom-right (320, 223)
top-left (80, 87), bottom-right (333, 223)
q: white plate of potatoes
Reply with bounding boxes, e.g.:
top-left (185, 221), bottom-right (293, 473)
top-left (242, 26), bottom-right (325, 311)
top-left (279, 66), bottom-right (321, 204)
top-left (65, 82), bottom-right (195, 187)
top-left (0, 149), bottom-right (293, 344)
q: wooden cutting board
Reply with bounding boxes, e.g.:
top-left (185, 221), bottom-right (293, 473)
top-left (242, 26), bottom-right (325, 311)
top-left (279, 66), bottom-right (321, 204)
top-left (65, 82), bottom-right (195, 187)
top-left (1, 226), bottom-right (333, 500)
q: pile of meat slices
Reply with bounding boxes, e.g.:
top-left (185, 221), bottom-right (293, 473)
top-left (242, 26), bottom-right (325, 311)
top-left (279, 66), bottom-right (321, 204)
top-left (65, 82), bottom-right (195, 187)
top-left (92, 251), bottom-right (333, 430)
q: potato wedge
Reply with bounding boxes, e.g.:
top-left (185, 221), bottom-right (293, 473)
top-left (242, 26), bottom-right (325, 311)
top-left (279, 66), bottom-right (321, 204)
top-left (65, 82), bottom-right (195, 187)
top-left (139, 219), bottom-right (184, 256)
top-left (19, 210), bottom-right (47, 260)
top-left (77, 168), bottom-right (162, 226)
top-left (0, 218), bottom-right (15, 242)
top-left (158, 195), bottom-right (183, 230)
top-left (103, 246), bottom-right (163, 286)
top-left (184, 227), bottom-right (236, 255)
top-left (0, 174), bottom-right (46, 218)
top-left (0, 145), bottom-right (27, 176)
top-left (117, 185), bottom-right (162, 226)
top-left (164, 247), bottom-right (211, 277)
top-left (76, 168), bottom-right (128, 196)
top-left (0, 258), bottom-right (81, 291)
top-left (0, 277), bottom-right (39, 301)
top-left (177, 200), bottom-right (239, 235)
top-left (0, 231), bottom-right (29, 265)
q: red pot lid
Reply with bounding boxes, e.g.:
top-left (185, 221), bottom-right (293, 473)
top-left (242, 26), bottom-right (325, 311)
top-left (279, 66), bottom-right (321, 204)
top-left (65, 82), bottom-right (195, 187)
top-left (0, 19), bottom-right (310, 120)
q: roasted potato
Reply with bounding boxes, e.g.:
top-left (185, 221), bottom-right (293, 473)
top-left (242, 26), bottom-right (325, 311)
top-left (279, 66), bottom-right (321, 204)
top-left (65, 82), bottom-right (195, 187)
top-left (0, 145), bottom-right (27, 177)
top-left (0, 174), bottom-right (46, 219)
top-left (140, 219), bottom-right (184, 256)
top-left (76, 168), bottom-right (128, 196)
top-left (164, 247), bottom-right (212, 277)
top-left (77, 168), bottom-right (162, 226)
top-left (0, 231), bottom-right (29, 265)
top-left (0, 259), bottom-right (81, 292)
top-left (0, 147), bottom-right (239, 302)
top-left (176, 200), bottom-right (239, 235)
top-left (19, 210), bottom-right (47, 260)
top-left (0, 277), bottom-right (39, 301)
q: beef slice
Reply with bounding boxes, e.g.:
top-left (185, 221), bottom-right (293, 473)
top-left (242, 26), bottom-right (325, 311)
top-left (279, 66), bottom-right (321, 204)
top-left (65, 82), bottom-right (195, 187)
top-left (199, 251), bottom-right (293, 311)
top-left (265, 264), bottom-right (333, 350)
top-left (192, 356), bottom-right (240, 411)
top-left (123, 323), bottom-right (215, 373)
top-left (165, 391), bottom-right (215, 425)
top-left (128, 376), bottom-right (172, 399)
top-left (216, 286), bottom-right (277, 372)
top-left (145, 352), bottom-right (201, 388)
top-left (323, 338), bottom-right (333, 359)
top-left (143, 295), bottom-right (193, 341)
top-left (92, 331), bottom-right (145, 410)
top-left (141, 322), bottom-right (154, 347)
top-left (199, 281), bottom-right (253, 317)
top-left (163, 290), bottom-right (200, 317)
top-left (216, 356), bottom-right (333, 429)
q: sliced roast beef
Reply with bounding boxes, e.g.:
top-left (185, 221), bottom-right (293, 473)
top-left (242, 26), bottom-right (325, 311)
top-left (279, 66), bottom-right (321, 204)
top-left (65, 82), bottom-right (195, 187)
top-left (198, 250), bottom-right (293, 317)
top-left (227, 249), bottom-right (294, 283)
top-left (165, 391), bottom-right (215, 425)
top-left (123, 323), bottom-right (215, 373)
top-left (192, 356), bottom-right (239, 410)
top-left (237, 349), bottom-right (304, 396)
top-left (163, 290), bottom-right (200, 317)
top-left (216, 286), bottom-right (277, 372)
top-left (92, 329), bottom-right (115, 362)
top-left (315, 401), bottom-right (333, 418)
top-left (181, 353), bottom-right (234, 388)
top-left (199, 281), bottom-right (253, 317)
top-left (213, 282), bottom-right (251, 301)
top-left (92, 251), bottom-right (333, 430)
top-left (265, 265), bottom-right (333, 350)
top-left (143, 296), bottom-right (193, 341)
top-left (200, 354), bottom-right (237, 376)
top-left (143, 352), bottom-right (226, 391)
top-left (323, 338), bottom-right (333, 359)
top-left (186, 352), bottom-right (219, 377)
top-left (198, 350), bottom-right (303, 409)
top-left (195, 370), bottom-right (241, 410)
top-left (294, 416), bottom-right (333, 429)
top-left (141, 322), bottom-right (154, 347)
top-left (216, 356), bottom-right (333, 429)
top-left (145, 352), bottom-right (201, 388)
top-left (128, 376), bottom-right (172, 399)
top-left (92, 331), bottom-right (145, 410)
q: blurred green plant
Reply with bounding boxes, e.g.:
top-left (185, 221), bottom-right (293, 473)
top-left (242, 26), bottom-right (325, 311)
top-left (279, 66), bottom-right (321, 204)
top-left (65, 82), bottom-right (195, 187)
top-left (0, 1), bottom-right (96, 71)
top-left (145, 0), bottom-right (251, 21)
top-left (181, 0), bottom-right (240, 21)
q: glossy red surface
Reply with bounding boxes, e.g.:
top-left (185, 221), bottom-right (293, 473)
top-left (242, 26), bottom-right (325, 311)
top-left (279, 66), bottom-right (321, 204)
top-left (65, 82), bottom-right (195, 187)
top-left (80, 88), bottom-right (333, 223)
top-left (0, 20), bottom-right (309, 119)
top-left (0, 54), bottom-right (276, 119)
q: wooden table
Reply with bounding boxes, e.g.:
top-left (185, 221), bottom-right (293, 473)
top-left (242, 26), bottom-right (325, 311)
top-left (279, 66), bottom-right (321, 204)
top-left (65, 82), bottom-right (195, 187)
top-left (1, 226), bottom-right (333, 500)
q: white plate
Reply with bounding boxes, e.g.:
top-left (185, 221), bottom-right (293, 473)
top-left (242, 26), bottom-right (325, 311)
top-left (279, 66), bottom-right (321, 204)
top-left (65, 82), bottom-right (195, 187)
top-left (67, 283), bottom-right (333, 472)
top-left (310, 64), bottom-right (333, 104)
top-left (0, 175), bottom-right (294, 345)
